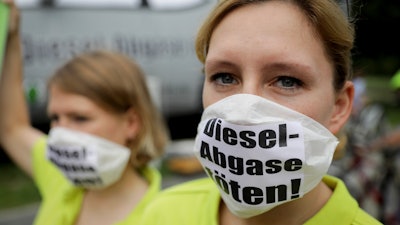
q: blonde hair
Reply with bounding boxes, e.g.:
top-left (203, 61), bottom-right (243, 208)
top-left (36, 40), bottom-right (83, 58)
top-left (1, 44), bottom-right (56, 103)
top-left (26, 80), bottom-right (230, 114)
top-left (48, 50), bottom-right (169, 169)
top-left (196, 0), bottom-right (355, 91)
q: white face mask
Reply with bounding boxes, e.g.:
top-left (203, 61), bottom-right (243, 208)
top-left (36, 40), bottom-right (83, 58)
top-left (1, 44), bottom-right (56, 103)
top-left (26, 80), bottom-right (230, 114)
top-left (194, 94), bottom-right (338, 218)
top-left (47, 127), bottom-right (131, 189)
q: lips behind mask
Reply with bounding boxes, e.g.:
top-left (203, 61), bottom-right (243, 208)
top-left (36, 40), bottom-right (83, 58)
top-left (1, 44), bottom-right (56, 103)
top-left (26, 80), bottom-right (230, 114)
top-left (47, 127), bottom-right (131, 189)
top-left (194, 94), bottom-right (338, 218)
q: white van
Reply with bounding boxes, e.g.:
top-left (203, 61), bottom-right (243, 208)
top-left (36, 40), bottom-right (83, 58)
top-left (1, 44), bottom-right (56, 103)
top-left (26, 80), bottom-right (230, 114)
top-left (15, 0), bottom-right (215, 138)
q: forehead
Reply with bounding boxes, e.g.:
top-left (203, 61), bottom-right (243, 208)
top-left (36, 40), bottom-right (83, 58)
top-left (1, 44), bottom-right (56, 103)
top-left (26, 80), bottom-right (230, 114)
top-left (212, 2), bottom-right (311, 42)
top-left (206, 1), bottom-right (332, 76)
top-left (47, 85), bottom-right (100, 114)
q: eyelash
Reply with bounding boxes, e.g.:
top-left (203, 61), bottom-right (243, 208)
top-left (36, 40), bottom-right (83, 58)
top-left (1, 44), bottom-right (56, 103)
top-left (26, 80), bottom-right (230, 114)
top-left (72, 115), bottom-right (89, 122)
top-left (48, 115), bottom-right (89, 123)
top-left (210, 73), bottom-right (304, 89)
top-left (210, 73), bottom-right (236, 85)
top-left (276, 76), bottom-right (304, 89)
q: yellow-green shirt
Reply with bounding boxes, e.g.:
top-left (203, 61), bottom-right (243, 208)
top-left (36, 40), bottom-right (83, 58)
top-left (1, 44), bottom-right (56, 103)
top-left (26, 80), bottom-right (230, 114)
top-left (142, 175), bottom-right (383, 225)
top-left (32, 137), bottom-right (161, 225)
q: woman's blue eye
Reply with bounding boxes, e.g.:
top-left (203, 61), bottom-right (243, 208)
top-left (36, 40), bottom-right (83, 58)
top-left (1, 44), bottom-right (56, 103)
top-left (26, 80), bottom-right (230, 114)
top-left (277, 76), bottom-right (302, 88)
top-left (212, 73), bottom-right (236, 84)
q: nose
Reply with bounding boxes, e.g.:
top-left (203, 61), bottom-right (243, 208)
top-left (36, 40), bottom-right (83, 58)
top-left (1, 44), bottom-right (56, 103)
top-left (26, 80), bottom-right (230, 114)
top-left (241, 77), bottom-right (262, 96)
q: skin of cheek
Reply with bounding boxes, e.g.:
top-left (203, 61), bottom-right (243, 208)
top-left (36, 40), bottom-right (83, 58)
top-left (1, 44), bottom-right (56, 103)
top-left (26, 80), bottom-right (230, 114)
top-left (202, 78), bottom-right (337, 128)
top-left (83, 112), bottom-right (133, 147)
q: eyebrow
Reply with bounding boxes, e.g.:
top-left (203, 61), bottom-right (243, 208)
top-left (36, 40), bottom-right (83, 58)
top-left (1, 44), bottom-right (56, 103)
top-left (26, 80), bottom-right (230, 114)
top-left (205, 58), bottom-right (314, 75)
top-left (204, 59), bottom-right (237, 71)
top-left (263, 62), bottom-right (314, 75)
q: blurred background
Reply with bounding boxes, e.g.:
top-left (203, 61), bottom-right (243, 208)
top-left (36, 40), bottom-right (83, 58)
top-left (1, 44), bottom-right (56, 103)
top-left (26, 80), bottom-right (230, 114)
top-left (0, 0), bottom-right (400, 224)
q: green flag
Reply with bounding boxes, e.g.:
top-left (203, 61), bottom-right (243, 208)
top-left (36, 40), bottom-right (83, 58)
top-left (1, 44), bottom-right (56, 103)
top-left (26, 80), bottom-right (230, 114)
top-left (0, 3), bottom-right (9, 75)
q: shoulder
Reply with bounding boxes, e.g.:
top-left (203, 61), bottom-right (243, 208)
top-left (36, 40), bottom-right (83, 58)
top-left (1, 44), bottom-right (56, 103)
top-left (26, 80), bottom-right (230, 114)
top-left (136, 166), bottom-right (162, 205)
top-left (158, 177), bottom-right (217, 198)
top-left (141, 178), bottom-right (220, 225)
top-left (32, 136), bottom-right (52, 174)
top-left (352, 210), bottom-right (383, 225)
top-left (305, 175), bottom-right (382, 225)
top-left (141, 166), bottom-right (161, 185)
top-left (32, 136), bottom-right (70, 194)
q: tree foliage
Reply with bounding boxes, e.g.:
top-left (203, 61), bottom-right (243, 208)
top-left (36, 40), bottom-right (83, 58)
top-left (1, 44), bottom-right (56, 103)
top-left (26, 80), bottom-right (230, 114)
top-left (351, 0), bottom-right (400, 76)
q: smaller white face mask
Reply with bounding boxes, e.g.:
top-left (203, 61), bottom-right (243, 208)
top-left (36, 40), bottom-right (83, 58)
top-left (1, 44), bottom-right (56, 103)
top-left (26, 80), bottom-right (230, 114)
top-left (47, 127), bottom-right (131, 189)
top-left (194, 94), bottom-right (338, 218)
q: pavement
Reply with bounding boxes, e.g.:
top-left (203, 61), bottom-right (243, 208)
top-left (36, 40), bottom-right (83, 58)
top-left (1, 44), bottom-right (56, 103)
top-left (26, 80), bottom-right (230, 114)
top-left (0, 203), bottom-right (40, 225)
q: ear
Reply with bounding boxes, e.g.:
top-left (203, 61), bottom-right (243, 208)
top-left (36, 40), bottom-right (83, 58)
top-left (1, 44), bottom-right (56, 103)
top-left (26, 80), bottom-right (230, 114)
top-left (328, 81), bottom-right (354, 135)
top-left (124, 107), bottom-right (141, 141)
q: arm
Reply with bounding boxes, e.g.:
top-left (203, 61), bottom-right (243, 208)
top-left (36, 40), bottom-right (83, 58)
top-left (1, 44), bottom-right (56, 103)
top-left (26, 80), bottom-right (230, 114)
top-left (0, 0), bottom-right (44, 177)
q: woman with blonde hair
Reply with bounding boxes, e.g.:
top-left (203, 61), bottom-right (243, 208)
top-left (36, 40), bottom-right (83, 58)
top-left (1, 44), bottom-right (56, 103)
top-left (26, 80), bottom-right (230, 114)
top-left (141, 0), bottom-right (382, 224)
top-left (0, 1), bottom-right (169, 224)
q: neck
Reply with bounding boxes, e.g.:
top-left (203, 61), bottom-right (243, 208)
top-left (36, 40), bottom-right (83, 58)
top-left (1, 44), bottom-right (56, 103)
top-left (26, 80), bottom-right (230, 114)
top-left (75, 166), bottom-right (149, 225)
top-left (220, 181), bottom-right (332, 225)
top-left (85, 166), bottom-right (148, 202)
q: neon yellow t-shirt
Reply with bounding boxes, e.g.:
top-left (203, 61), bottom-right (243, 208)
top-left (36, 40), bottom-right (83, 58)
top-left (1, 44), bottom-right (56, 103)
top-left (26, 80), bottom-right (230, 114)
top-left (142, 175), bottom-right (383, 225)
top-left (32, 137), bottom-right (161, 225)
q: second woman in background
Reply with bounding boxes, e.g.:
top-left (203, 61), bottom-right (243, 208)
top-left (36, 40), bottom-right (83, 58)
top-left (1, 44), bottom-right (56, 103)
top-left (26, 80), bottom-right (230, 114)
top-left (0, 1), bottom-right (169, 224)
